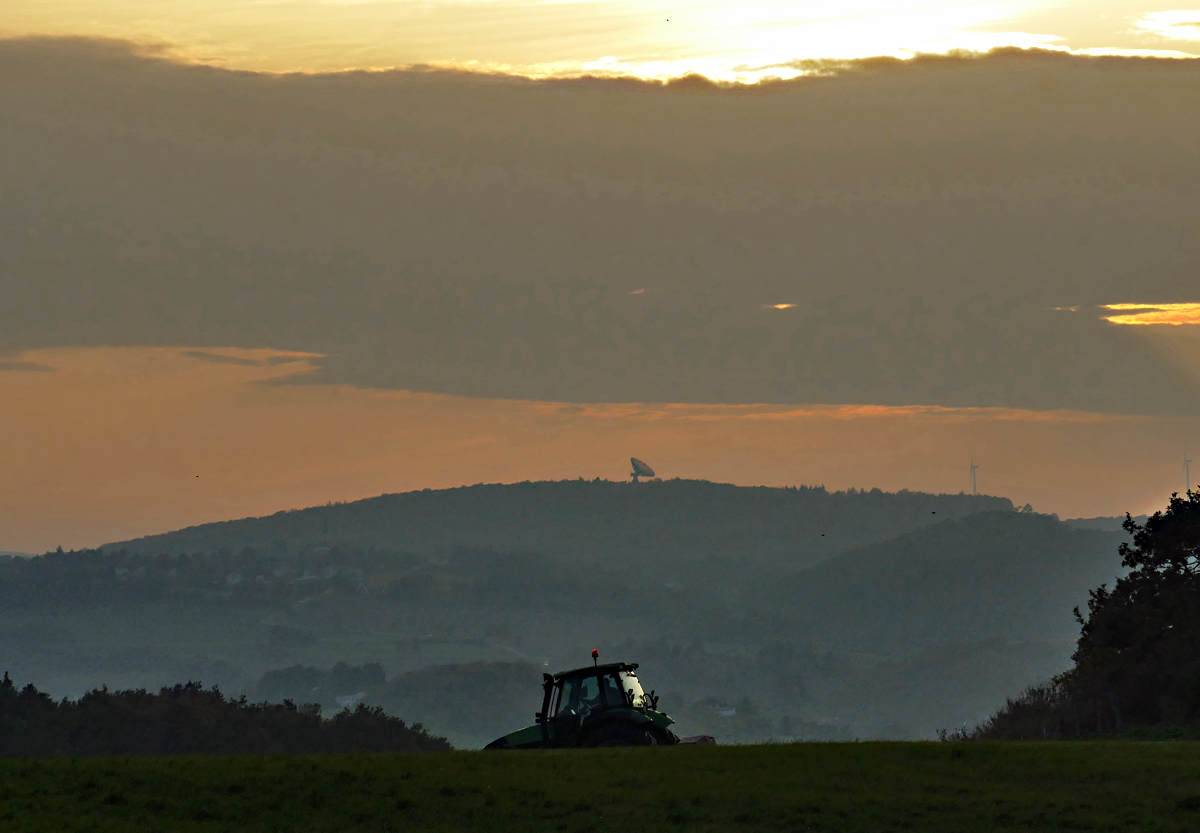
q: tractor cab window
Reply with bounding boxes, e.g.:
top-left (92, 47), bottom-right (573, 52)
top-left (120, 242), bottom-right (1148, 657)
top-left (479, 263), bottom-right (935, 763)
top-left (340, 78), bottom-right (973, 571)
top-left (618, 671), bottom-right (646, 708)
top-left (599, 672), bottom-right (626, 708)
top-left (556, 674), bottom-right (602, 717)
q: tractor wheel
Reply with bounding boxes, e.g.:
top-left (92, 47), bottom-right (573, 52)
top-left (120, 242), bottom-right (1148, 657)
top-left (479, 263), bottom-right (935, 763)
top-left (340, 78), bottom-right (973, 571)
top-left (581, 722), bottom-right (657, 748)
top-left (648, 725), bottom-right (680, 745)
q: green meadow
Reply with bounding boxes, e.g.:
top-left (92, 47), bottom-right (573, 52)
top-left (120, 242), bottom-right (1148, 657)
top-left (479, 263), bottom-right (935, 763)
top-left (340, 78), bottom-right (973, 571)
top-left (3, 742), bottom-right (1200, 832)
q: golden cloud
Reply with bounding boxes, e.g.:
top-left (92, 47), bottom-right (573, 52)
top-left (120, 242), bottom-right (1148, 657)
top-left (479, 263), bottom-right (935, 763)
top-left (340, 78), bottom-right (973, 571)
top-left (1102, 303), bottom-right (1200, 326)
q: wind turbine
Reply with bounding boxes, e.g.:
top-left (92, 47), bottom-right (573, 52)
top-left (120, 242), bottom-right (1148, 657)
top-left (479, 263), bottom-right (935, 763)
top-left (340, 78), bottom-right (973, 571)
top-left (1186, 453), bottom-right (1193, 493)
top-left (970, 460), bottom-right (979, 496)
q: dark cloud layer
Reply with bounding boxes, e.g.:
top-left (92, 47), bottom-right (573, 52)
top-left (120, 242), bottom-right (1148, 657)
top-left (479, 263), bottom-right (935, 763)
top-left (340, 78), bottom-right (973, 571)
top-left (2, 38), bottom-right (1199, 413)
top-left (0, 362), bottom-right (53, 373)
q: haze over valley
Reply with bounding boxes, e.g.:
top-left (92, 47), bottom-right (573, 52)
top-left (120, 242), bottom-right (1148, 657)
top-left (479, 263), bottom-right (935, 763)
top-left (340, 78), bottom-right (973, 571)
top-left (0, 479), bottom-right (1134, 744)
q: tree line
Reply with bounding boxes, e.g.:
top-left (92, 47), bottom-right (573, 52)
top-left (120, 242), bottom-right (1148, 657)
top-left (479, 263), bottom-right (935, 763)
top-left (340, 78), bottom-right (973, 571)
top-left (0, 676), bottom-right (450, 756)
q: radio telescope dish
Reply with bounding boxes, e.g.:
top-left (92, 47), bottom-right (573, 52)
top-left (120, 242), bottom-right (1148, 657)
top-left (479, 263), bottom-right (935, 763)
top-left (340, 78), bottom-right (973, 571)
top-left (630, 458), bottom-right (656, 482)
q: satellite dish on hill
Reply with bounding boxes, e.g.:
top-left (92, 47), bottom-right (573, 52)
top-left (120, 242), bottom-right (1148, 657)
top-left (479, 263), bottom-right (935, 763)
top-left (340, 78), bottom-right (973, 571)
top-left (630, 458), bottom-right (656, 482)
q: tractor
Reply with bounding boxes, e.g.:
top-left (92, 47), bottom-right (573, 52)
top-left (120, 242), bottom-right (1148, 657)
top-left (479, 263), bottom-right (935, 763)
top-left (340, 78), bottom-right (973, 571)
top-left (484, 652), bottom-right (705, 749)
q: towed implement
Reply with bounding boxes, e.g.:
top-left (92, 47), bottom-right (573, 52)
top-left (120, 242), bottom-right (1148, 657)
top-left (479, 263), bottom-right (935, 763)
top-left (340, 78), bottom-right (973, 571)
top-left (485, 651), bottom-right (713, 749)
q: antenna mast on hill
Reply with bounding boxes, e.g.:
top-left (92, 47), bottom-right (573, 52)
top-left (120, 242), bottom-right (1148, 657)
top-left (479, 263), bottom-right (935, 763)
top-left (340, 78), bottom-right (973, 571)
top-left (1186, 454), bottom-right (1193, 493)
top-left (970, 460), bottom-right (979, 496)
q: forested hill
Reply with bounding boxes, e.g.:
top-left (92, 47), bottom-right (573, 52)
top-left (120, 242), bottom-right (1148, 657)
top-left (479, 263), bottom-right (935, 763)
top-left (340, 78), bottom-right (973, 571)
top-left (760, 511), bottom-right (1123, 652)
top-left (106, 480), bottom-right (1011, 574)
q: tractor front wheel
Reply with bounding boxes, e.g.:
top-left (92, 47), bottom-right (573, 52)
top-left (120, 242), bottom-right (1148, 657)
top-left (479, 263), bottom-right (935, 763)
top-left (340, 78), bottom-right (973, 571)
top-left (581, 722), bottom-right (657, 747)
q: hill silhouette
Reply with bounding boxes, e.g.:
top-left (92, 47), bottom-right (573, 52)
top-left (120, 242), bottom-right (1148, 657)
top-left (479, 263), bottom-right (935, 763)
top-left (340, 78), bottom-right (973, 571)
top-left (0, 480), bottom-right (1140, 740)
top-left (762, 511), bottom-right (1123, 652)
top-left (106, 479), bottom-right (1012, 580)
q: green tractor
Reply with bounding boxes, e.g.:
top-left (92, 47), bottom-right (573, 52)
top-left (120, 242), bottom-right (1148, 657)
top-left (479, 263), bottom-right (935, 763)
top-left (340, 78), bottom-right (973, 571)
top-left (485, 652), bottom-right (705, 749)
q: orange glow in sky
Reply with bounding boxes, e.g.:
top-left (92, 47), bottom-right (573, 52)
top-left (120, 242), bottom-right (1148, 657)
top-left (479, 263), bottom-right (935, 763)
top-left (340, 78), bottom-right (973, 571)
top-left (4, 1), bottom-right (1200, 80)
top-left (1102, 303), bottom-right (1200, 326)
top-left (1, 346), bottom-right (1195, 553)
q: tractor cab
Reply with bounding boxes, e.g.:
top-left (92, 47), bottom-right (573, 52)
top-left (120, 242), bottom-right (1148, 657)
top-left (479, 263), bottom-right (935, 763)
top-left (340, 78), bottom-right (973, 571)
top-left (485, 654), bottom-right (681, 749)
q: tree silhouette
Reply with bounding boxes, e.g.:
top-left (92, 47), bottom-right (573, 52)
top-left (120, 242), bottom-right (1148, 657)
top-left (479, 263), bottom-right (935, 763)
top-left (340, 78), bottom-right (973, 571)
top-left (0, 674), bottom-right (450, 756)
top-left (1070, 490), bottom-right (1200, 725)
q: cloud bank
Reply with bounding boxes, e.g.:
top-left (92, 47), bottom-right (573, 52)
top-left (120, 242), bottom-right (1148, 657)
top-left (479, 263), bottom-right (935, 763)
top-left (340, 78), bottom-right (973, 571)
top-left (2, 38), bottom-right (1200, 414)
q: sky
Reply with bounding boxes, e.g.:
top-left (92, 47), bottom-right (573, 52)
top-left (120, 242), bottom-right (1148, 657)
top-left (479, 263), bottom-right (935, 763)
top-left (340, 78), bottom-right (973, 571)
top-left (1, 346), bottom-right (1196, 553)
top-left (1, 7), bottom-right (1200, 551)
top-left (5, 1), bottom-right (1200, 79)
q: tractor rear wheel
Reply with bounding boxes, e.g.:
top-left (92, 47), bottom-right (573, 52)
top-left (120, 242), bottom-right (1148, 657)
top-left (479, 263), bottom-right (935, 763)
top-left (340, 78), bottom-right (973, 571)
top-left (581, 722), bottom-right (657, 747)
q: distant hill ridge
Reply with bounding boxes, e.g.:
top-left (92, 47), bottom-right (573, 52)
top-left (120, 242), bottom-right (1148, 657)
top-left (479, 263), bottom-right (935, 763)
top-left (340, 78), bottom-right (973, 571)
top-left (106, 479), bottom-right (1012, 574)
top-left (764, 511), bottom-right (1123, 651)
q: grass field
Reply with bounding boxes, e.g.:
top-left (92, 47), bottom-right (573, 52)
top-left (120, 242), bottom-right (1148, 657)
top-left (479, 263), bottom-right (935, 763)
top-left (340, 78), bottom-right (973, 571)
top-left (3, 742), bottom-right (1200, 831)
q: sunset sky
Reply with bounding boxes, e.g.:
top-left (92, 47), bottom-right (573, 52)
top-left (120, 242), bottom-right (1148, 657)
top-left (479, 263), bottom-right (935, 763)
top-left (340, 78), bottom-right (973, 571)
top-left (2, 5), bottom-right (1200, 552)
top-left (5, 1), bottom-right (1200, 78)
top-left (2, 345), bottom-right (1198, 553)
